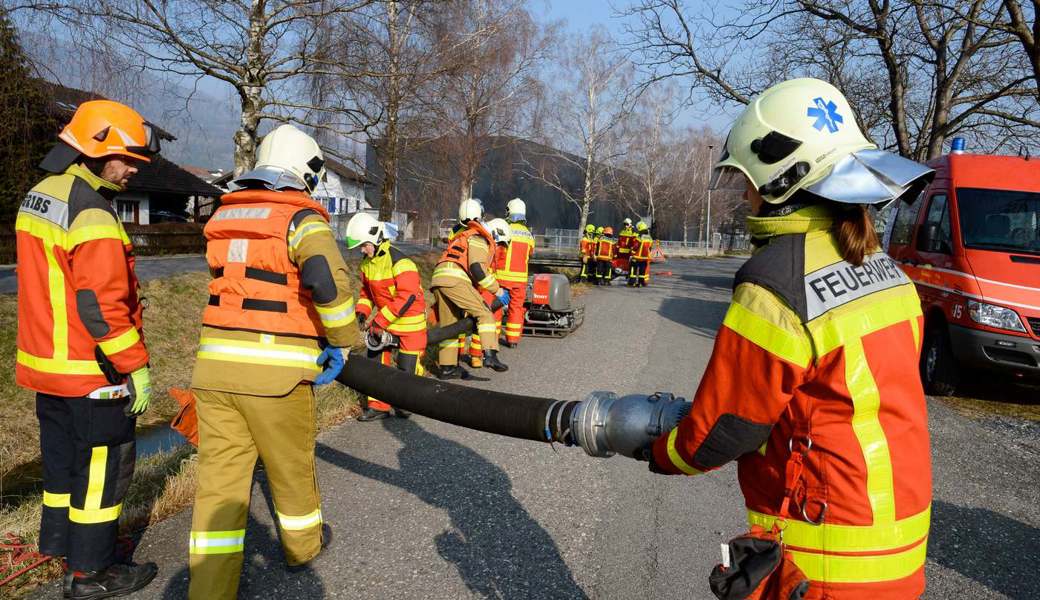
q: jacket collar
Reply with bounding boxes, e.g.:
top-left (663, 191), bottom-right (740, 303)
top-left (66, 164), bottom-right (122, 199)
top-left (375, 239), bottom-right (392, 257)
top-left (746, 204), bottom-right (834, 242)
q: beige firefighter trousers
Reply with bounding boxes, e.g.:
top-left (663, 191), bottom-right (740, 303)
top-left (188, 384), bottom-right (323, 600)
top-left (433, 279), bottom-right (498, 365)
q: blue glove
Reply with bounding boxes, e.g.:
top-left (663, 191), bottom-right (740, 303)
top-left (315, 346), bottom-right (345, 385)
top-left (496, 289), bottom-right (510, 308)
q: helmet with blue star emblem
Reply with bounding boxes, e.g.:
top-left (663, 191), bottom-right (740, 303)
top-left (711, 78), bottom-right (932, 207)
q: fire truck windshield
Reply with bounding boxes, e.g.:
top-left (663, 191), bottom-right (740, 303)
top-left (957, 187), bottom-right (1040, 255)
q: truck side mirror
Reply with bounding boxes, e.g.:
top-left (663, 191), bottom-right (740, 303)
top-left (916, 222), bottom-right (944, 253)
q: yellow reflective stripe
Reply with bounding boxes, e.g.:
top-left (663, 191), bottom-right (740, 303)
top-left (43, 491), bottom-right (70, 508)
top-left (497, 272), bottom-right (528, 283)
top-left (809, 285), bottom-right (921, 356)
top-left (477, 323), bottom-right (498, 333)
top-left (747, 506), bottom-right (930, 553)
top-left (477, 274), bottom-right (497, 290)
top-left (723, 301), bottom-right (812, 368)
top-left (97, 328), bottom-right (140, 355)
top-left (357, 298), bottom-right (374, 312)
top-left (439, 340), bottom-right (461, 349)
top-left (316, 298), bottom-right (356, 328)
top-left (390, 259), bottom-right (418, 278)
top-left (16, 212), bottom-right (68, 250)
top-left (379, 304), bottom-right (398, 323)
top-left (197, 337), bottom-right (322, 370)
top-left (844, 338), bottom-right (896, 523)
top-left (289, 221), bottom-right (331, 249)
top-left (69, 503), bottom-right (121, 524)
top-left (277, 508), bottom-right (322, 531)
top-left (433, 262), bottom-right (471, 278)
top-left (505, 323), bottom-right (522, 331)
top-left (45, 245), bottom-right (69, 360)
top-left (789, 537), bottom-right (927, 583)
top-left (17, 350), bottom-right (102, 375)
top-left (665, 428), bottom-right (702, 476)
top-left (67, 223), bottom-right (129, 248)
top-left (190, 530), bottom-right (246, 555)
top-left (86, 446), bottom-right (108, 510)
top-left (910, 316), bottom-right (921, 352)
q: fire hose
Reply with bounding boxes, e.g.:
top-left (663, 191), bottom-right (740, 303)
top-left (336, 354), bottom-right (690, 459)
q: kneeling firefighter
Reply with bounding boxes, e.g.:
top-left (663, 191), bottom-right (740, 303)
top-left (642, 78), bottom-right (933, 599)
top-left (16, 100), bottom-right (160, 598)
top-left (346, 212), bottom-right (425, 421)
top-left (430, 199), bottom-right (510, 378)
top-left (188, 125), bottom-right (360, 599)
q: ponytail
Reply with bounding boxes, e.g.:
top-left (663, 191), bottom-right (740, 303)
top-left (834, 205), bottom-right (880, 266)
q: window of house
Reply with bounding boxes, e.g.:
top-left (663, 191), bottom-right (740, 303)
top-left (116, 199), bottom-right (139, 224)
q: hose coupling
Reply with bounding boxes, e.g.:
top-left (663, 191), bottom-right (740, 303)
top-left (570, 391), bottom-right (691, 459)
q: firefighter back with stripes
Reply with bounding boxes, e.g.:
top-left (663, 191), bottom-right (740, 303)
top-left (188, 125), bottom-right (360, 599)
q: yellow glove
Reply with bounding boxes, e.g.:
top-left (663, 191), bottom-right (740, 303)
top-left (126, 366), bottom-right (151, 416)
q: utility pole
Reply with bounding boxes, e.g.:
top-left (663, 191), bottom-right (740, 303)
top-left (705, 144), bottom-right (713, 256)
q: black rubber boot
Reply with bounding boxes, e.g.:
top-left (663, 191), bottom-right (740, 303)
top-left (392, 408), bottom-right (411, 419)
top-left (358, 408), bottom-right (390, 422)
top-left (483, 350), bottom-right (509, 372)
top-left (499, 338), bottom-right (517, 349)
top-left (70, 563), bottom-right (158, 600)
top-left (64, 571), bottom-right (73, 598)
top-left (436, 365), bottom-right (462, 380)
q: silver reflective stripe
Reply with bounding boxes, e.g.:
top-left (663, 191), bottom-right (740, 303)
top-left (198, 343), bottom-right (321, 365)
top-left (20, 192), bottom-right (69, 229)
top-left (212, 207), bottom-right (272, 221)
top-left (804, 252), bottom-right (911, 321)
top-left (227, 239), bottom-right (248, 263)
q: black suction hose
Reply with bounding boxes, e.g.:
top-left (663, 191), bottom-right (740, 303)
top-left (336, 353), bottom-right (577, 444)
top-left (426, 317), bottom-right (476, 345)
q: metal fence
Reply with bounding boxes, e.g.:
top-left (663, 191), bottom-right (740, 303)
top-left (539, 228), bottom-right (750, 255)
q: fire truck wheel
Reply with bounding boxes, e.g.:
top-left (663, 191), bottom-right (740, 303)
top-left (921, 323), bottom-right (959, 396)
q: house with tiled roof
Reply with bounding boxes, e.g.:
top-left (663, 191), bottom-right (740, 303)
top-left (42, 81), bottom-right (222, 224)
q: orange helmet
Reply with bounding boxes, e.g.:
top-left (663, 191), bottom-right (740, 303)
top-left (60, 100), bottom-right (159, 162)
top-left (603, 226), bottom-right (614, 236)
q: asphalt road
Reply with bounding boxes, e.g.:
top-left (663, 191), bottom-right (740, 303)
top-left (30, 257), bottom-right (1040, 599)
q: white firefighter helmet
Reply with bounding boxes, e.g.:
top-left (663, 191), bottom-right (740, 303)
top-left (487, 218), bottom-right (511, 244)
top-left (711, 78), bottom-right (931, 207)
top-left (230, 124), bottom-right (326, 193)
top-left (506, 198), bottom-right (526, 221)
top-left (459, 198), bottom-right (483, 222)
top-left (344, 212), bottom-right (384, 249)
top-left (623, 218), bottom-right (632, 226)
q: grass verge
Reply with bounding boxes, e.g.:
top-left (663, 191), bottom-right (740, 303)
top-left (0, 250), bottom-right (440, 597)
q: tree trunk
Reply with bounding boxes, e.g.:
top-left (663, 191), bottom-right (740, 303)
top-left (379, 0), bottom-right (401, 221)
top-left (234, 0), bottom-right (267, 176)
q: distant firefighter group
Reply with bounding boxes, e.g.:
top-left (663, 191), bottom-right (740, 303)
top-left (579, 219), bottom-right (654, 287)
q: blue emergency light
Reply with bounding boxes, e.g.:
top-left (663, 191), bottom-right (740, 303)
top-left (951, 137), bottom-right (966, 153)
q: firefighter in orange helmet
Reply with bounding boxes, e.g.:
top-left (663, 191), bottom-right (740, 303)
top-left (346, 212), bottom-right (425, 421)
top-left (187, 125), bottom-right (359, 599)
top-left (642, 79), bottom-right (934, 599)
top-left (16, 100), bottom-right (160, 598)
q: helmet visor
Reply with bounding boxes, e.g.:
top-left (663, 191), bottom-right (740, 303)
top-left (126, 122), bottom-right (161, 157)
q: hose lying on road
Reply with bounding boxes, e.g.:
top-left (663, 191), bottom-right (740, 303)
top-left (335, 354), bottom-right (691, 459)
top-left (337, 353), bottom-right (578, 443)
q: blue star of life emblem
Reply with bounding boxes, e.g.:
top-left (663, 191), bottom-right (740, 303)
top-left (807, 97), bottom-right (843, 133)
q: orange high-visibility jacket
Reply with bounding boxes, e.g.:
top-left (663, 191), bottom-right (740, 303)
top-left (357, 240), bottom-right (427, 336)
top-left (595, 237), bottom-right (616, 261)
top-left (434, 221), bottom-right (500, 294)
top-left (579, 235), bottom-right (596, 258)
top-left (16, 164), bottom-right (148, 397)
top-left (617, 226), bottom-right (636, 254)
top-left (652, 205), bottom-right (930, 600)
top-left (497, 221), bottom-right (535, 284)
top-left (202, 190), bottom-right (337, 338)
top-left (631, 234), bottom-right (653, 260)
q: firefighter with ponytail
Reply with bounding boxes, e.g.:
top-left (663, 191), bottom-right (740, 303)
top-left (642, 79), bottom-right (935, 600)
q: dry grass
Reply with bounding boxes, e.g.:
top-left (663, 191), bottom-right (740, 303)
top-left (1, 250), bottom-right (442, 596)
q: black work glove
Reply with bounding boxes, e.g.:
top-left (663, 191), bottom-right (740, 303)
top-left (633, 446), bottom-right (668, 474)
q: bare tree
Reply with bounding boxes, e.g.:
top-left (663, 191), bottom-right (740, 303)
top-left (617, 83), bottom-right (679, 231)
top-left (422, 0), bottom-right (553, 204)
top-left (521, 28), bottom-right (632, 232)
top-left (623, 0), bottom-right (1040, 160)
top-left (664, 126), bottom-right (719, 244)
top-left (43, 0), bottom-right (374, 174)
